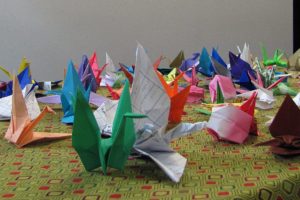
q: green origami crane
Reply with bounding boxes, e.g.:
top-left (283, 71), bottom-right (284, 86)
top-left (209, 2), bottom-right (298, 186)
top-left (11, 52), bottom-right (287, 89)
top-left (72, 80), bottom-right (147, 174)
top-left (216, 81), bottom-right (224, 104)
top-left (261, 45), bottom-right (287, 67)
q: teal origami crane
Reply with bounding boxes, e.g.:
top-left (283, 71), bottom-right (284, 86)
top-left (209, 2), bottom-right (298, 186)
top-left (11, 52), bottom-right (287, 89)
top-left (72, 80), bottom-right (146, 174)
top-left (61, 60), bottom-right (91, 124)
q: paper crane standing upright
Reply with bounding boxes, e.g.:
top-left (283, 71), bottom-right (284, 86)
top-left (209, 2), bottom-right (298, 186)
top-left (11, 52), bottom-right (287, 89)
top-left (72, 79), bottom-right (146, 173)
top-left (60, 61), bottom-right (91, 124)
top-left (4, 76), bottom-right (71, 148)
top-left (256, 95), bottom-right (300, 155)
top-left (156, 70), bottom-right (191, 123)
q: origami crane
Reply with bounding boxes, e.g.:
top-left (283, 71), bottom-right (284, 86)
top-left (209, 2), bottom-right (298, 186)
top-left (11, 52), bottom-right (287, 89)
top-left (60, 61), bottom-right (91, 124)
top-left (237, 43), bottom-right (253, 67)
top-left (131, 43), bottom-right (207, 182)
top-left (256, 95), bottom-right (300, 155)
top-left (100, 53), bottom-right (120, 86)
top-left (198, 47), bottom-right (214, 77)
top-left (288, 48), bottom-right (300, 71)
top-left (78, 55), bottom-right (98, 92)
top-left (179, 52), bottom-right (200, 77)
top-left (170, 50), bottom-right (185, 69)
top-left (206, 92), bottom-right (257, 144)
top-left (237, 80), bottom-right (275, 110)
top-left (89, 52), bottom-right (108, 85)
top-left (261, 45), bottom-right (288, 67)
top-left (209, 75), bottom-right (236, 103)
top-left (273, 82), bottom-right (297, 96)
top-left (183, 66), bottom-right (204, 103)
top-left (211, 48), bottom-right (227, 69)
top-left (229, 51), bottom-right (256, 80)
top-left (72, 80), bottom-right (146, 174)
top-left (4, 76), bottom-right (71, 148)
top-left (156, 69), bottom-right (191, 123)
top-left (234, 70), bottom-right (256, 90)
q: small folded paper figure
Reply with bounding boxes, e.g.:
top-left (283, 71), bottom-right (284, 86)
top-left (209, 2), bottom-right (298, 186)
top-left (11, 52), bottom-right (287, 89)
top-left (72, 80), bottom-right (146, 174)
top-left (261, 45), bottom-right (288, 67)
top-left (256, 95), bottom-right (300, 155)
top-left (209, 75), bottom-right (236, 103)
top-left (61, 61), bottom-right (91, 124)
top-left (100, 53), bottom-right (120, 86)
top-left (89, 52), bottom-right (108, 85)
top-left (238, 43), bottom-right (253, 67)
top-left (237, 80), bottom-right (275, 110)
top-left (119, 63), bottom-right (134, 85)
top-left (78, 55), bottom-right (98, 92)
top-left (206, 92), bottom-right (257, 144)
top-left (179, 52), bottom-right (200, 77)
top-left (288, 49), bottom-right (300, 71)
top-left (131, 43), bottom-right (208, 182)
top-left (211, 57), bottom-right (231, 77)
top-left (234, 70), bottom-right (256, 91)
top-left (156, 70), bottom-right (191, 123)
top-left (273, 82), bottom-right (298, 96)
top-left (105, 84), bottom-right (121, 100)
top-left (4, 76), bottom-right (71, 148)
top-left (163, 68), bottom-right (177, 84)
top-left (0, 84), bottom-right (40, 121)
top-left (186, 85), bottom-right (205, 103)
top-left (170, 50), bottom-right (185, 69)
top-left (183, 66), bottom-right (199, 86)
top-left (0, 58), bottom-right (32, 98)
top-left (198, 47), bottom-right (214, 77)
top-left (229, 52), bottom-right (255, 80)
top-left (211, 48), bottom-right (227, 68)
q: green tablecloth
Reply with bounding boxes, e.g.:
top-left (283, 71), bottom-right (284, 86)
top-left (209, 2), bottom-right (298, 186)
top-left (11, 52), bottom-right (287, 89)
top-left (1, 89), bottom-right (300, 200)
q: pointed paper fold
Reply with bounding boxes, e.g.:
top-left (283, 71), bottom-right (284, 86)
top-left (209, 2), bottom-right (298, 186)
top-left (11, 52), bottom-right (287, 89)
top-left (239, 43), bottom-right (252, 66)
top-left (198, 47), bottom-right (214, 77)
top-left (216, 81), bottom-right (224, 104)
top-left (273, 83), bottom-right (297, 96)
top-left (61, 61), bottom-right (90, 124)
top-left (211, 57), bottom-right (231, 77)
top-left (156, 71), bottom-right (190, 123)
top-left (212, 48), bottom-right (227, 68)
top-left (256, 95), bottom-right (300, 155)
top-left (73, 80), bottom-right (146, 173)
top-left (261, 46), bottom-right (287, 67)
top-left (131, 43), bottom-right (208, 182)
top-left (237, 81), bottom-right (275, 110)
top-left (4, 76), bottom-right (70, 148)
top-left (235, 70), bottom-right (256, 90)
top-left (207, 105), bottom-right (253, 144)
top-left (106, 84), bottom-right (120, 100)
top-left (78, 55), bottom-right (98, 92)
top-left (119, 63), bottom-right (134, 84)
top-left (179, 53), bottom-right (200, 77)
top-left (229, 52), bottom-right (255, 80)
top-left (288, 49), bottom-right (300, 71)
top-left (170, 50), bottom-right (185, 68)
top-left (209, 75), bottom-right (236, 103)
top-left (239, 92), bottom-right (258, 135)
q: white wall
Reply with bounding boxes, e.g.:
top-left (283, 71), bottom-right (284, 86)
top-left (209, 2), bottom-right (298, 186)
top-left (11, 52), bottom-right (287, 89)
top-left (0, 0), bottom-right (293, 81)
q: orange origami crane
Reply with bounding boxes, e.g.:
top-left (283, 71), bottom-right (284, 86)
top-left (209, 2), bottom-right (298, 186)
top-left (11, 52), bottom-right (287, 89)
top-left (156, 71), bottom-right (191, 123)
top-left (4, 76), bottom-right (71, 148)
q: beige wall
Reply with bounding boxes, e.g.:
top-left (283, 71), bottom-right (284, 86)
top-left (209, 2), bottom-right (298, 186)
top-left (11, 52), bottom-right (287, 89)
top-left (0, 0), bottom-right (293, 81)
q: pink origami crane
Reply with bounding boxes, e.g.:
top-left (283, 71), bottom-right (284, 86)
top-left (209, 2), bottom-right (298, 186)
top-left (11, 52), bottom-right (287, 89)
top-left (206, 92), bottom-right (257, 144)
top-left (4, 76), bottom-right (71, 148)
top-left (209, 75), bottom-right (236, 103)
top-left (89, 52), bottom-right (108, 85)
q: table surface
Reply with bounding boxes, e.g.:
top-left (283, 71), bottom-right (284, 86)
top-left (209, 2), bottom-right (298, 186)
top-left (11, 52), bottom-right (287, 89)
top-left (1, 81), bottom-right (300, 200)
